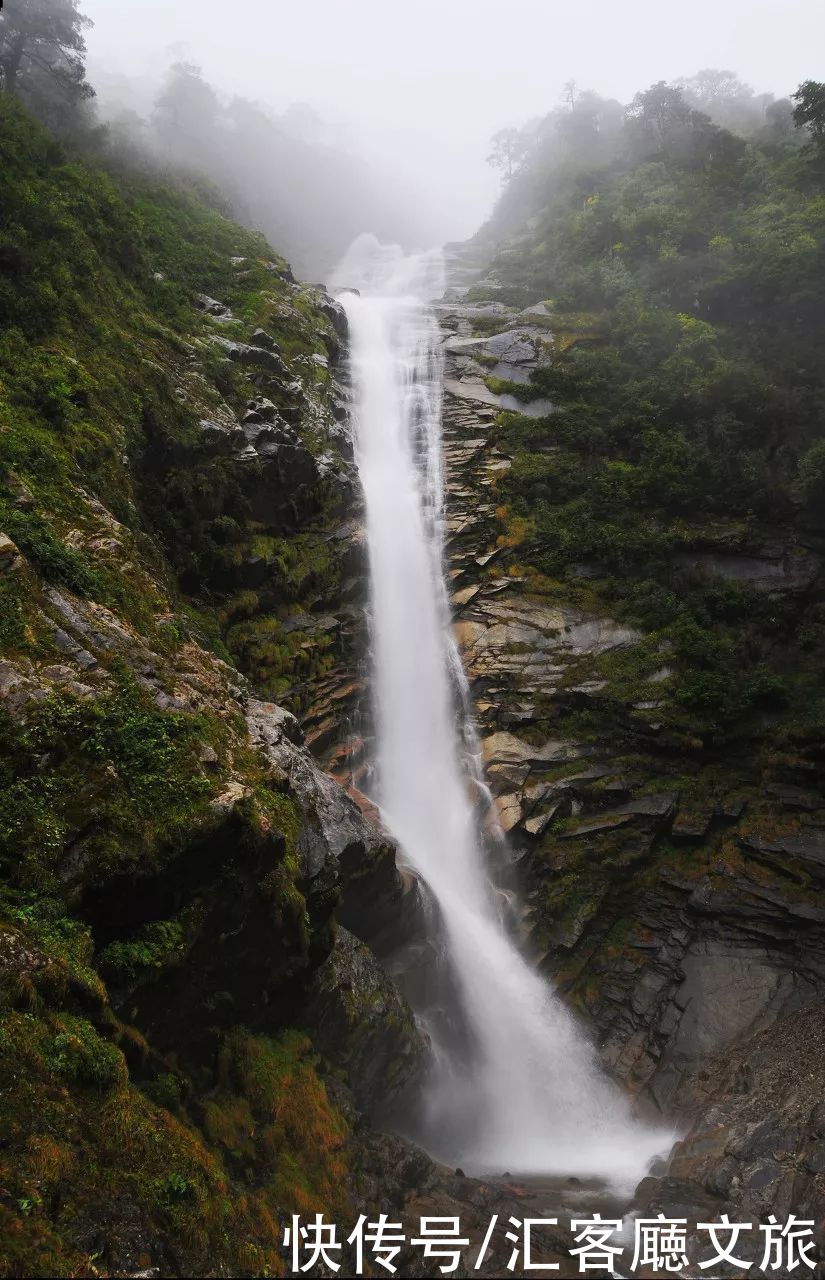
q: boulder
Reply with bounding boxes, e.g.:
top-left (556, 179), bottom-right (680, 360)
top-left (482, 731), bottom-right (583, 768)
top-left (0, 532), bottom-right (22, 572)
top-left (302, 927), bottom-right (427, 1115)
top-left (634, 1004), bottom-right (825, 1269)
top-left (615, 792), bottom-right (679, 818)
top-left (195, 293), bottom-right (230, 317)
top-left (250, 327), bottom-right (280, 352)
top-left (317, 292), bottom-right (349, 340)
top-left (246, 699), bottom-right (408, 941)
top-left (209, 335), bottom-right (287, 379)
top-left (740, 830), bottom-right (825, 883)
top-left (198, 418), bottom-right (245, 453)
top-left (243, 395), bottom-right (278, 423)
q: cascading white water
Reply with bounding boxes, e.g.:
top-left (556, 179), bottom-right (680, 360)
top-left (332, 234), bottom-right (672, 1188)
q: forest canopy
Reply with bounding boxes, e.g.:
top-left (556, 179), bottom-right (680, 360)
top-left (478, 73), bottom-right (825, 743)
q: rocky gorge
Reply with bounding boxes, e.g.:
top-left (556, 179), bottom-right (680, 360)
top-left (2, 73), bottom-right (825, 1279)
top-left (0, 97), bottom-right (583, 1276)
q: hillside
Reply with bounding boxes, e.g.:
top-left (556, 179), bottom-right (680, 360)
top-left (0, 95), bottom-right (426, 1275)
top-left (98, 61), bottom-right (447, 281)
top-left (456, 78), bottom-right (825, 771)
top-left (432, 77), bottom-right (825, 1246)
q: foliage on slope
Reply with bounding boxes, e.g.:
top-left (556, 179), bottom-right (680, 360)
top-left (479, 79), bottom-right (825, 747)
top-left (0, 95), bottom-right (359, 1275)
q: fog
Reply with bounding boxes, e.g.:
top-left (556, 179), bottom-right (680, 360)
top-left (80, 0), bottom-right (825, 276)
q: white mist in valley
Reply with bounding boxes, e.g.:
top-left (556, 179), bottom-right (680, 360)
top-left (333, 234), bottom-right (673, 1186)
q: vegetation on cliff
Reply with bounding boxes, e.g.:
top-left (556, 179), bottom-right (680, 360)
top-left (478, 75), bottom-right (825, 747)
top-left (438, 76), bottom-right (825, 1137)
top-left (0, 90), bottom-right (378, 1275)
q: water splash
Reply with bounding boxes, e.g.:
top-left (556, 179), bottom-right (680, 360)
top-left (333, 233), bottom-right (673, 1188)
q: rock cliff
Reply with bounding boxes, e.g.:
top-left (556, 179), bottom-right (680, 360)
top-left (435, 240), bottom-right (825, 1262)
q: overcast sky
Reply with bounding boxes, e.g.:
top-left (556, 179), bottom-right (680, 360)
top-left (83, 0), bottom-right (825, 240)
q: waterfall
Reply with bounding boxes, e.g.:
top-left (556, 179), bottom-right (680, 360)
top-left (332, 234), bottom-right (672, 1188)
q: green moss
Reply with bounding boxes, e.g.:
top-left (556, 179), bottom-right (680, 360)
top-left (99, 918), bottom-right (187, 986)
top-left (213, 1029), bottom-right (350, 1217)
top-left (0, 509), bottom-right (104, 597)
top-left (45, 1014), bottom-right (128, 1090)
top-left (142, 1071), bottom-right (184, 1111)
top-left (0, 673), bottom-right (227, 892)
top-left (481, 103), bottom-right (825, 758)
top-left (0, 1008), bottom-right (288, 1276)
top-left (0, 892), bottom-right (105, 1006)
top-left (0, 575), bottom-right (27, 650)
top-left (0, 95), bottom-right (361, 1275)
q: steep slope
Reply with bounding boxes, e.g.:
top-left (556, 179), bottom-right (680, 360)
top-left (437, 81), bottom-right (825, 1251)
top-left (0, 96), bottom-right (425, 1275)
top-left (0, 93), bottom-right (635, 1280)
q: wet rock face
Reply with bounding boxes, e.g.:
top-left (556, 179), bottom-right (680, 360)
top-left (302, 927), bottom-right (428, 1116)
top-left (140, 269), bottom-right (369, 763)
top-left (437, 267), bottom-right (825, 1235)
top-left (0, 534), bottom-right (412, 1086)
top-left (248, 696), bottom-right (425, 961)
top-left (316, 290), bottom-right (349, 344)
top-left (247, 697), bottom-right (402, 916)
top-left (340, 1118), bottom-right (574, 1277)
top-left (173, 354), bottom-right (357, 538)
top-left (210, 332), bottom-right (288, 379)
top-left (634, 1004), bottom-right (825, 1271)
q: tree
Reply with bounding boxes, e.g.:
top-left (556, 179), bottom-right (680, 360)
top-left (798, 440), bottom-right (825, 505)
top-left (764, 98), bottom-right (795, 139)
top-left (0, 0), bottom-right (93, 105)
top-left (677, 69), bottom-right (768, 134)
top-left (626, 81), bottom-right (692, 146)
top-left (679, 69), bottom-right (748, 110)
top-left (793, 81), bottom-right (825, 142)
top-left (487, 127), bottom-right (528, 183)
top-left (625, 80), bottom-right (738, 174)
top-left (556, 90), bottom-right (619, 155)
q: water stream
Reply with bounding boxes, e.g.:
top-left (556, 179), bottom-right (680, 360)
top-left (332, 234), bottom-right (672, 1188)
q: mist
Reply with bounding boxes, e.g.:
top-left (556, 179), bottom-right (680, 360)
top-left (78, 0), bottom-right (825, 277)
